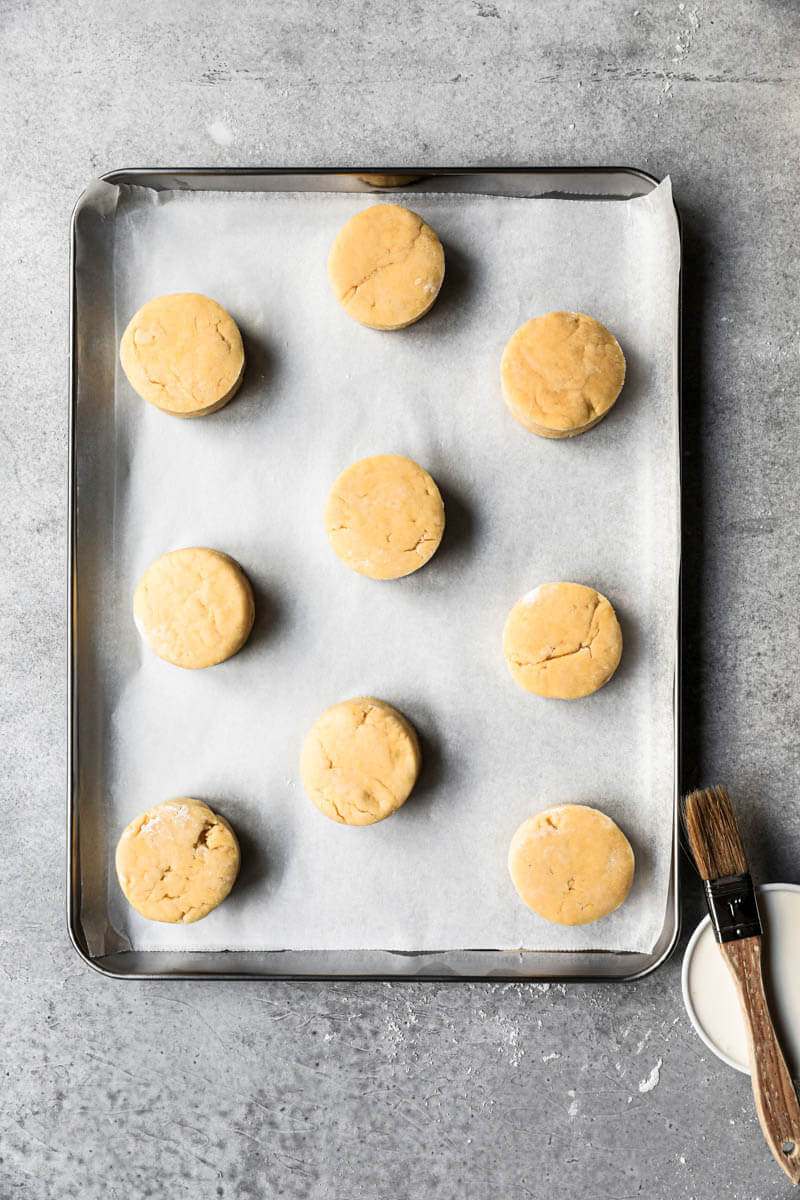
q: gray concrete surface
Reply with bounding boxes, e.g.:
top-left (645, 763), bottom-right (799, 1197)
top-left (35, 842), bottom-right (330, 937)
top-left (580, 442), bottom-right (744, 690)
top-left (2, 1), bottom-right (799, 1196)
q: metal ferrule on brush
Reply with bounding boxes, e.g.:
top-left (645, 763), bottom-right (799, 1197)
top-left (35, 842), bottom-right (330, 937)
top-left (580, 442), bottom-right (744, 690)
top-left (704, 872), bottom-right (763, 943)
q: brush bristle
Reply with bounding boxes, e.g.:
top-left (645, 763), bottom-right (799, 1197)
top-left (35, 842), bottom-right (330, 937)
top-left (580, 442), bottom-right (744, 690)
top-left (682, 785), bottom-right (748, 880)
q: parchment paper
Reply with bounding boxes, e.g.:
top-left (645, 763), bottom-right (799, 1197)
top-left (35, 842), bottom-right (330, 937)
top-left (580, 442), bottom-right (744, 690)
top-left (103, 179), bottom-right (679, 953)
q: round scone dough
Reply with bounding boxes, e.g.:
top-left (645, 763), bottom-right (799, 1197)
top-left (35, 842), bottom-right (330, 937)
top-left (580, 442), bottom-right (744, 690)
top-left (501, 311), bottom-right (626, 438)
top-left (115, 798), bottom-right (241, 924)
top-left (508, 804), bottom-right (635, 925)
top-left (134, 547), bottom-right (255, 669)
top-left (503, 582), bottom-right (622, 699)
top-left (327, 204), bottom-right (445, 330)
top-left (119, 293), bottom-right (245, 417)
top-left (325, 454), bottom-right (445, 580)
top-left (357, 174), bottom-right (424, 187)
top-left (300, 697), bottom-right (421, 826)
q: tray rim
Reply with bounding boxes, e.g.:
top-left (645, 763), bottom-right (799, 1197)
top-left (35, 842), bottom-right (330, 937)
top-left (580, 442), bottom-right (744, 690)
top-left (68, 165), bottom-right (682, 983)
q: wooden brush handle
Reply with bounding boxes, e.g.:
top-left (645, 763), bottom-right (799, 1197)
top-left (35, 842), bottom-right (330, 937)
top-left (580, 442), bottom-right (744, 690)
top-left (721, 936), bottom-right (800, 1185)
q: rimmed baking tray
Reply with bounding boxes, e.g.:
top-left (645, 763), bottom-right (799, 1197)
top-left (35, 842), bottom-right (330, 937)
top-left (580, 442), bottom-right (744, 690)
top-left (69, 167), bottom-right (681, 981)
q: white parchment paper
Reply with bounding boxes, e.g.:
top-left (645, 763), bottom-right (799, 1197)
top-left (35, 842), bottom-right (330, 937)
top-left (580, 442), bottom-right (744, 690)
top-left (104, 180), bottom-right (679, 953)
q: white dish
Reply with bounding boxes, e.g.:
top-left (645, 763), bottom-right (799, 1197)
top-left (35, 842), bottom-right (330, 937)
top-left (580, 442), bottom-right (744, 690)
top-left (682, 883), bottom-right (800, 1078)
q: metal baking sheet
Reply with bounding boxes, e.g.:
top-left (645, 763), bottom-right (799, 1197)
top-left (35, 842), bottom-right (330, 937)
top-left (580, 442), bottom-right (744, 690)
top-left (68, 168), bottom-right (681, 981)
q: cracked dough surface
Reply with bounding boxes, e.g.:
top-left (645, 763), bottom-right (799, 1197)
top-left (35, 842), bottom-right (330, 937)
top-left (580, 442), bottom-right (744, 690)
top-left (300, 697), bottom-right (421, 826)
top-left (508, 804), bottom-right (635, 925)
top-left (115, 798), bottom-right (240, 923)
top-left (134, 547), bottom-right (255, 669)
top-left (327, 203), bottom-right (445, 330)
top-left (119, 292), bottom-right (245, 417)
top-left (325, 454), bottom-right (445, 580)
top-left (503, 582), bottom-right (622, 699)
top-left (501, 311), bottom-right (625, 438)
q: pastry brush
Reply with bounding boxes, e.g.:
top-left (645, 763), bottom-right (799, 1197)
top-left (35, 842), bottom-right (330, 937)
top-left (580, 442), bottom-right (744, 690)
top-left (682, 784), bottom-right (800, 1184)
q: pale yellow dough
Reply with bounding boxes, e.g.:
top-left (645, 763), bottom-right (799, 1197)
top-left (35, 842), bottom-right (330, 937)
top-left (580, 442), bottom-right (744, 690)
top-left (115, 798), bottom-right (240, 924)
top-left (327, 204), bottom-right (445, 330)
top-left (325, 454), bottom-right (445, 580)
top-left (503, 582), bottom-right (622, 699)
top-left (119, 293), bottom-right (245, 417)
top-left (133, 547), bottom-right (255, 669)
top-left (508, 804), bottom-right (635, 925)
top-left (300, 697), bottom-right (421, 826)
top-left (501, 311), bottom-right (625, 438)
top-left (357, 174), bottom-right (423, 187)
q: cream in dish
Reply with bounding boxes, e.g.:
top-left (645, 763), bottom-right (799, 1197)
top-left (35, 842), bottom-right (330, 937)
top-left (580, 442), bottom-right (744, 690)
top-left (684, 885), bottom-right (800, 1077)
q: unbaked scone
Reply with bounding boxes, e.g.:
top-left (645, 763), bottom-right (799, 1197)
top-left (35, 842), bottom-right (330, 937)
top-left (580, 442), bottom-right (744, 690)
top-left (325, 454), bottom-right (445, 580)
top-left (134, 547), bottom-right (255, 669)
top-left (327, 204), bottom-right (445, 330)
top-left (503, 582), bottom-right (622, 699)
top-left (300, 697), bottom-right (421, 826)
top-left (115, 798), bottom-right (240, 923)
top-left (508, 804), bottom-right (634, 925)
top-left (120, 293), bottom-right (245, 417)
top-left (357, 174), bottom-right (423, 187)
top-left (501, 311), bottom-right (625, 438)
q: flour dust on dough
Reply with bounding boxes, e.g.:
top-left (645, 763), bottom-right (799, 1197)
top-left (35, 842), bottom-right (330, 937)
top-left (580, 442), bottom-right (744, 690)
top-left (300, 697), bottom-right (421, 826)
top-left (327, 203), bottom-right (445, 330)
top-left (503, 581), bottom-right (622, 699)
top-left (325, 453), bottom-right (445, 580)
top-left (133, 546), bottom-right (255, 669)
top-left (115, 798), bottom-right (241, 923)
top-left (120, 292), bottom-right (245, 417)
top-left (501, 311), bottom-right (625, 438)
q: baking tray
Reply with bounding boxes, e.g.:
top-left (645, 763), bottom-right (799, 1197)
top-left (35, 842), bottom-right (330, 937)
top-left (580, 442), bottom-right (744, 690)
top-left (68, 167), bottom-right (681, 981)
